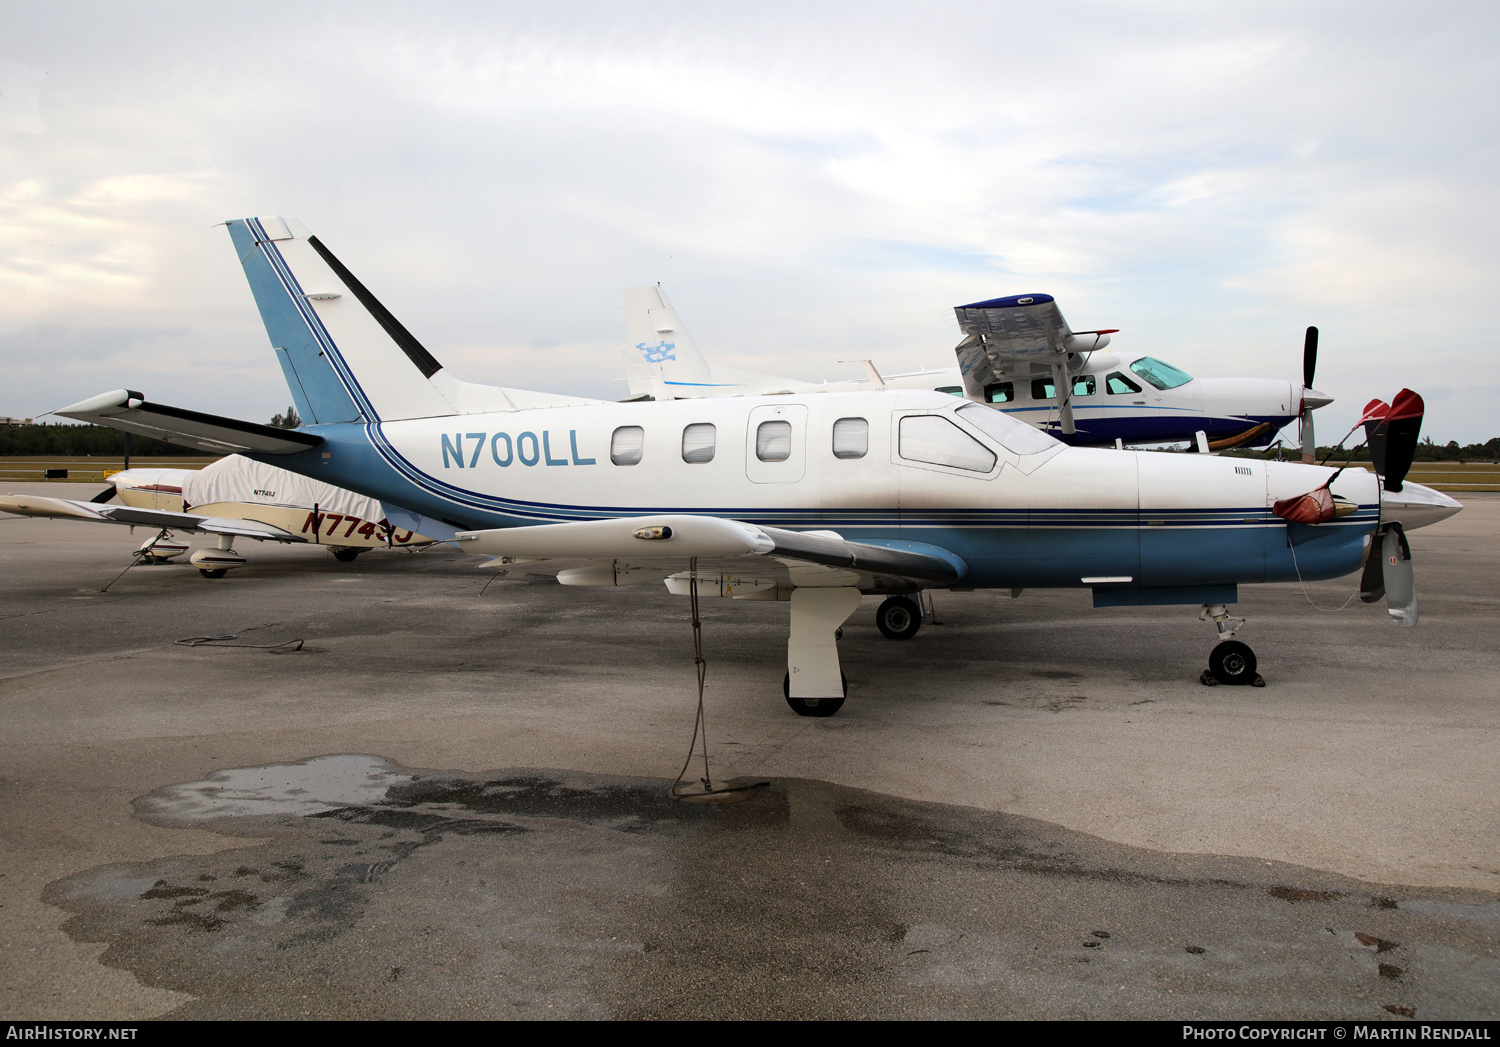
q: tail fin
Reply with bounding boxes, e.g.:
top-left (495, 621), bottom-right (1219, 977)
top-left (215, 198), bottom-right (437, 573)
top-left (623, 285), bottom-right (714, 399)
top-left (227, 217), bottom-right (457, 423)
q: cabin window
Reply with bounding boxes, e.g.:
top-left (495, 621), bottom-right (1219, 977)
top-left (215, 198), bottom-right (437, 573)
top-left (756, 420), bottom-right (793, 462)
top-left (1129, 357), bottom-right (1193, 390)
top-left (934, 386), bottom-right (964, 396)
top-left (1032, 376), bottom-right (1094, 400)
top-left (956, 403), bottom-right (1060, 455)
top-left (832, 417), bottom-right (868, 459)
top-left (682, 423), bottom-right (716, 463)
top-left (984, 382), bottom-right (1014, 404)
top-left (610, 426), bottom-right (644, 465)
top-left (1106, 372), bottom-right (1142, 395)
top-left (899, 415), bottom-right (996, 473)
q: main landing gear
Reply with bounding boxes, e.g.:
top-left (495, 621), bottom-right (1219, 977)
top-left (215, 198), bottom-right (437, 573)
top-left (1199, 603), bottom-right (1264, 687)
top-left (189, 534), bottom-right (248, 580)
top-left (875, 595), bottom-right (922, 640)
top-left (785, 588), bottom-right (862, 717)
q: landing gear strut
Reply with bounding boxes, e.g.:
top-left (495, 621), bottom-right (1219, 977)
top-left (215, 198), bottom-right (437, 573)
top-left (1199, 603), bottom-right (1264, 686)
top-left (785, 588), bottom-right (861, 717)
top-left (875, 595), bottom-right (921, 640)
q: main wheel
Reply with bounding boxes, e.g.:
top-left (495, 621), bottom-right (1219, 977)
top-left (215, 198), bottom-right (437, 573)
top-left (331, 548), bottom-right (360, 563)
top-left (783, 672), bottom-right (847, 717)
top-left (875, 595), bottom-right (921, 640)
top-left (1208, 640), bottom-right (1257, 685)
top-left (199, 568), bottom-right (228, 579)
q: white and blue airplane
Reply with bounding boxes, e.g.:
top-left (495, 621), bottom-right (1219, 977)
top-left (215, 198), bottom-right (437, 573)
top-left (54, 216), bottom-right (1462, 716)
top-left (622, 285), bottom-right (1332, 457)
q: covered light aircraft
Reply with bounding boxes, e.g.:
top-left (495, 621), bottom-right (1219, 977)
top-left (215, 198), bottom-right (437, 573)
top-left (623, 286), bottom-right (1332, 456)
top-left (53, 216), bottom-right (1461, 716)
top-left (0, 453), bottom-right (436, 576)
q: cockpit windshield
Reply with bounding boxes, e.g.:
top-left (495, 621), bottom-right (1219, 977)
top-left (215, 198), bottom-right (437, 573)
top-left (955, 403), bottom-right (1061, 455)
top-left (1128, 357), bottom-right (1194, 390)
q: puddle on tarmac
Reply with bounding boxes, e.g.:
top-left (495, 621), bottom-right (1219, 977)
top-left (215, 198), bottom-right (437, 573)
top-left (44, 756), bottom-right (1500, 1021)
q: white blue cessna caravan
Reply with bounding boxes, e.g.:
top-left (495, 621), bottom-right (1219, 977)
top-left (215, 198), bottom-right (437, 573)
top-left (55, 217), bottom-right (1462, 717)
top-left (622, 286), bottom-right (1332, 457)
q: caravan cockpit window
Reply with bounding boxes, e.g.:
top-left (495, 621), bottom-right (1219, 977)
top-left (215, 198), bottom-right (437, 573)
top-left (1129, 357), bottom-right (1193, 390)
top-left (1106, 372), bottom-right (1142, 395)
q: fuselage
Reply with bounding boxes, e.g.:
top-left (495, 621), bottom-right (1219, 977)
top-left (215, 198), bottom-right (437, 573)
top-left (261, 389), bottom-right (1379, 593)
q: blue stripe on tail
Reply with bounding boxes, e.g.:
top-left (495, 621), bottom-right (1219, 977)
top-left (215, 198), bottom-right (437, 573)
top-left (226, 219), bottom-right (362, 426)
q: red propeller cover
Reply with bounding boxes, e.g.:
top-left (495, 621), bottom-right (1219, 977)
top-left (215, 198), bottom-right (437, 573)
top-left (1273, 485), bottom-right (1336, 525)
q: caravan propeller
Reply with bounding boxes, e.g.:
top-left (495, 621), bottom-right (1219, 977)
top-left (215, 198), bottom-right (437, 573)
top-left (1357, 389), bottom-right (1427, 626)
top-left (1298, 326), bottom-right (1334, 463)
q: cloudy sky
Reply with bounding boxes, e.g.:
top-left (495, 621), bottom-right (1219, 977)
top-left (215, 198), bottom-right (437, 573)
top-left (2, 1), bottom-right (1497, 442)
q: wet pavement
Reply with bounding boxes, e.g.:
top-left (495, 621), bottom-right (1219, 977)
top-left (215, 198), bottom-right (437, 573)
top-left (44, 758), bottom-right (1500, 1020)
top-left (2, 485), bottom-right (1498, 1019)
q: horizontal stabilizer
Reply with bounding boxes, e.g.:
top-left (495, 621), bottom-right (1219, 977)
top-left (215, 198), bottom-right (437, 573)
top-left (54, 390), bottom-right (322, 455)
top-left (0, 494), bottom-right (305, 541)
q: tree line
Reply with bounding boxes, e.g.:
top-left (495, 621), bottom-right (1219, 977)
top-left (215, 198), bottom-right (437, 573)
top-left (1, 407), bottom-right (304, 457)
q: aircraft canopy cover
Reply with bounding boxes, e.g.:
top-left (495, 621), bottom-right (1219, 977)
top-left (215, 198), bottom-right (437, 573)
top-left (182, 455), bottom-right (386, 521)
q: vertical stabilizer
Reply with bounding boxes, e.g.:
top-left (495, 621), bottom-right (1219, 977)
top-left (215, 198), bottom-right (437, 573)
top-left (623, 285), bottom-right (714, 399)
top-left (226, 217), bottom-right (458, 423)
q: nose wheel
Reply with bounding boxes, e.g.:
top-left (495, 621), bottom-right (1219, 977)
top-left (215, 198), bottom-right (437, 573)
top-left (1198, 604), bottom-right (1265, 686)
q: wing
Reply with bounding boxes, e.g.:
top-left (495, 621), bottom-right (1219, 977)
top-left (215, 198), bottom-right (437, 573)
top-left (952, 294), bottom-right (1115, 398)
top-left (54, 390), bottom-right (322, 455)
top-left (0, 495), bottom-right (306, 541)
top-left (455, 514), bottom-right (966, 592)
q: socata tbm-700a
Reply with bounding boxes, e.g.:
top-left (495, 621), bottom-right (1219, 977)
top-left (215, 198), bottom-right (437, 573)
top-left (55, 216), bottom-right (1461, 716)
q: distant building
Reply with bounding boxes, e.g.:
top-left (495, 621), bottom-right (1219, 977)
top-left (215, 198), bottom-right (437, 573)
top-left (0, 417), bottom-right (35, 425)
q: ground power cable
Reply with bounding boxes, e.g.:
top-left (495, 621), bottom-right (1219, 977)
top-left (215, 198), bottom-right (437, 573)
top-left (175, 635), bottom-right (306, 652)
top-left (669, 557), bottom-right (766, 804)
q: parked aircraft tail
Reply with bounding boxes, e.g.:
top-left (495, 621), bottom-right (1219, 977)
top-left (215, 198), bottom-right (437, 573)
top-left (227, 216), bottom-right (596, 424)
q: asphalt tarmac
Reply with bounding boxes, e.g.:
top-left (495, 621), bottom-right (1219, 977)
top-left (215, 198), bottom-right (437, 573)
top-left (1, 484), bottom-right (1496, 1020)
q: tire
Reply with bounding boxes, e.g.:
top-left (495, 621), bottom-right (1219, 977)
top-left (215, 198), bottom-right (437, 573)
top-left (783, 672), bottom-right (847, 717)
top-left (875, 595), bottom-right (921, 640)
top-left (332, 548), bottom-right (360, 563)
top-left (1208, 640), bottom-right (1257, 685)
top-left (199, 568), bottom-right (228, 579)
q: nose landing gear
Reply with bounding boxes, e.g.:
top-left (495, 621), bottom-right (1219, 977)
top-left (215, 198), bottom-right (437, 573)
top-left (1199, 603), bottom-right (1265, 687)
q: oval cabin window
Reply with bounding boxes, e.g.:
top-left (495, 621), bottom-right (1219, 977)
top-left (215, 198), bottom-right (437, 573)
top-left (611, 426), bottom-right (644, 465)
top-left (756, 420), bottom-right (793, 462)
top-left (682, 423), bottom-right (716, 464)
top-left (832, 417), bottom-right (868, 459)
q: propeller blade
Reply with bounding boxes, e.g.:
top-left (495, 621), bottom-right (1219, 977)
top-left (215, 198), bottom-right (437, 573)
top-left (1380, 524), bottom-right (1417, 627)
top-left (1381, 389), bottom-right (1424, 493)
top-left (1300, 404), bottom-right (1316, 463)
top-left (89, 486), bottom-right (118, 504)
top-left (1303, 326), bottom-right (1318, 391)
top-left (1363, 399), bottom-right (1392, 477)
top-left (1358, 539), bottom-right (1385, 603)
